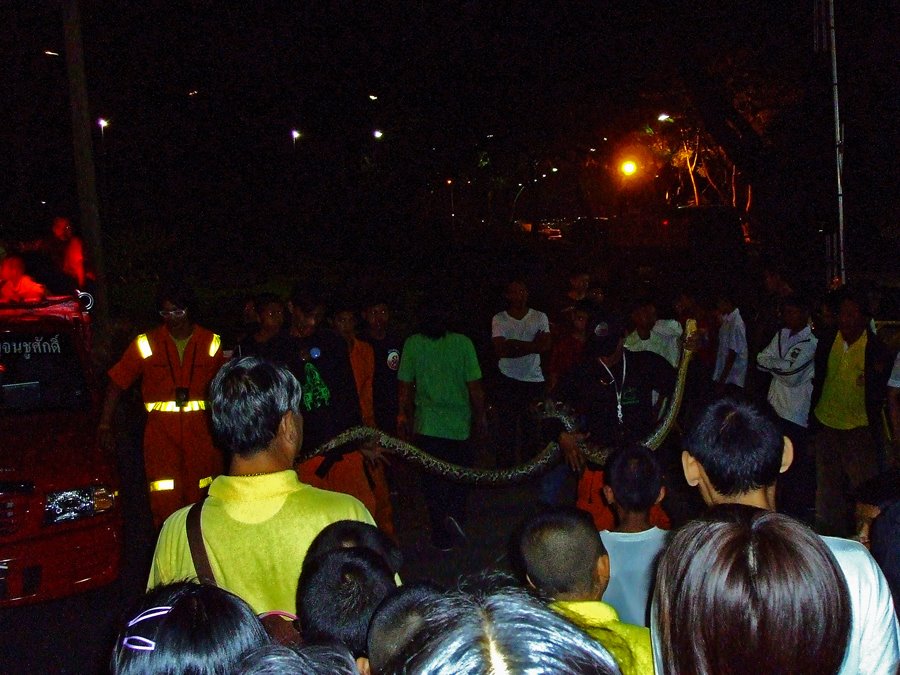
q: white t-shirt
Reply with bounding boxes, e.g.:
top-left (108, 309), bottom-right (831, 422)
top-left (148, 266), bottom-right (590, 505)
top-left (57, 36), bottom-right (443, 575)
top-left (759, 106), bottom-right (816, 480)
top-left (625, 320), bottom-right (683, 368)
top-left (888, 352), bottom-right (900, 388)
top-left (651, 533), bottom-right (900, 674)
top-left (492, 308), bottom-right (549, 382)
top-left (713, 308), bottom-right (748, 387)
top-left (600, 527), bottom-right (668, 627)
top-left (756, 326), bottom-right (818, 427)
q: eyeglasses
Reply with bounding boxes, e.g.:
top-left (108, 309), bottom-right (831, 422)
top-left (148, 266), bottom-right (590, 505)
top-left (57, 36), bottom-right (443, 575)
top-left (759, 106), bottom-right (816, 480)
top-left (159, 309), bottom-right (187, 319)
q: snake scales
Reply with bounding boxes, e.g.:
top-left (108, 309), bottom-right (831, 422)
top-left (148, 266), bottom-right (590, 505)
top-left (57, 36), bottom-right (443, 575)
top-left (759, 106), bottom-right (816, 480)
top-left (301, 321), bottom-right (697, 486)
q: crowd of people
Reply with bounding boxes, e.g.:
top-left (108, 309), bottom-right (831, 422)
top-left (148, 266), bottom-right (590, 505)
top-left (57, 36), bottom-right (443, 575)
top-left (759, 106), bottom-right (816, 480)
top-left (95, 260), bottom-right (900, 674)
top-left (5, 222), bottom-right (898, 673)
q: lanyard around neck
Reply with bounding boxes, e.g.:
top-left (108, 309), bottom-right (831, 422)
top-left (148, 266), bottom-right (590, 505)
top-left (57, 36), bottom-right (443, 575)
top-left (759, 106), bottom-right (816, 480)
top-left (599, 353), bottom-right (626, 424)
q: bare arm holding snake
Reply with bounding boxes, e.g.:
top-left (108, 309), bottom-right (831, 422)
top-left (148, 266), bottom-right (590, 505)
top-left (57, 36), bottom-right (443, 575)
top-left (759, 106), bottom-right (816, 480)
top-left (300, 321), bottom-right (697, 486)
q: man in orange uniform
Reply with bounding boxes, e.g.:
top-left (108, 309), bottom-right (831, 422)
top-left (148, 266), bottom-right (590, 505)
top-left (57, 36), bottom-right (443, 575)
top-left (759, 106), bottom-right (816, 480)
top-left (100, 284), bottom-right (225, 527)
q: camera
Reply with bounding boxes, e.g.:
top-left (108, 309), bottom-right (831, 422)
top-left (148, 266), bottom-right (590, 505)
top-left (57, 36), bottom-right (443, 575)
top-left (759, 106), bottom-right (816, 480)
top-left (175, 387), bottom-right (190, 408)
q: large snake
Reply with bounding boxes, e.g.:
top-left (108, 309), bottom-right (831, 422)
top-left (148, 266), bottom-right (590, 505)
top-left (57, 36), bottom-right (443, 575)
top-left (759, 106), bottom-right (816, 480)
top-left (302, 320), bottom-right (697, 486)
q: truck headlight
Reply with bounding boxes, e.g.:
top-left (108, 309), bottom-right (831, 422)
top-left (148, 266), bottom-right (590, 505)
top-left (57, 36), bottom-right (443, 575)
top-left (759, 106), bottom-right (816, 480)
top-left (44, 486), bottom-right (116, 524)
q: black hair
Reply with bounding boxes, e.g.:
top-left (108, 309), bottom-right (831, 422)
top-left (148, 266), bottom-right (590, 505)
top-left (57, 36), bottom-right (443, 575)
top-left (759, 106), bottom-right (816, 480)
top-left (209, 357), bottom-right (303, 458)
top-left (289, 284), bottom-right (324, 314)
top-left (606, 445), bottom-right (663, 513)
top-left (518, 506), bottom-right (606, 599)
top-left (155, 280), bottom-right (197, 313)
top-left (655, 505), bottom-right (851, 675)
top-left (236, 643), bottom-right (357, 675)
top-left (111, 582), bottom-right (269, 675)
top-left (584, 311), bottom-right (626, 359)
top-left (297, 547), bottom-right (396, 658)
top-left (367, 582), bottom-right (445, 674)
top-left (780, 292), bottom-right (810, 312)
top-left (684, 399), bottom-right (784, 497)
top-left (253, 292), bottom-right (284, 316)
top-left (305, 519), bottom-right (403, 574)
top-left (385, 585), bottom-right (620, 674)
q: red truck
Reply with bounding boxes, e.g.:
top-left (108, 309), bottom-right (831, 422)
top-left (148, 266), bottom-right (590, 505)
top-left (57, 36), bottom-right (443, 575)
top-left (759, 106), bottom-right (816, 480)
top-left (0, 297), bottom-right (122, 606)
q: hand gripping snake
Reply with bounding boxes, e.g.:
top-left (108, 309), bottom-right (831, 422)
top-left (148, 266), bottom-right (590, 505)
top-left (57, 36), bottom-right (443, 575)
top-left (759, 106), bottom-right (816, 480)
top-left (301, 320), bottom-right (697, 486)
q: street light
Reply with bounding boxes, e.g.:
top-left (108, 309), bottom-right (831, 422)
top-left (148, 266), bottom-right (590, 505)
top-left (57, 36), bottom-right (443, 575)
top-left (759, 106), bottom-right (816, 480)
top-left (291, 129), bottom-right (301, 146)
top-left (658, 113), bottom-right (672, 122)
top-left (373, 130), bottom-right (384, 139)
top-left (447, 179), bottom-right (455, 219)
top-left (97, 118), bottom-right (109, 140)
top-left (620, 160), bottom-right (637, 176)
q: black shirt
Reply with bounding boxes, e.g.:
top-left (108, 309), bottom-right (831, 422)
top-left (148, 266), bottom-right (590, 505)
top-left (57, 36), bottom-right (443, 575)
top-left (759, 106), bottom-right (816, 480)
top-left (360, 330), bottom-right (403, 433)
top-left (285, 328), bottom-right (361, 452)
top-left (556, 349), bottom-right (675, 449)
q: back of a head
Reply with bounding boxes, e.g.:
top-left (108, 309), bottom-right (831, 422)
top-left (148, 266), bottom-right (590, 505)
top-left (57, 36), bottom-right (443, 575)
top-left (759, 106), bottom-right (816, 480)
top-left (368, 582), bottom-right (445, 674)
top-left (518, 507), bottom-right (605, 600)
top-left (386, 585), bottom-right (620, 674)
top-left (111, 581), bottom-right (269, 675)
top-left (684, 399), bottom-right (783, 496)
top-left (298, 546), bottom-right (396, 657)
top-left (654, 505), bottom-right (851, 675)
top-left (606, 445), bottom-right (663, 513)
top-left (305, 519), bottom-right (403, 574)
top-left (236, 643), bottom-right (357, 675)
top-left (209, 357), bottom-right (302, 458)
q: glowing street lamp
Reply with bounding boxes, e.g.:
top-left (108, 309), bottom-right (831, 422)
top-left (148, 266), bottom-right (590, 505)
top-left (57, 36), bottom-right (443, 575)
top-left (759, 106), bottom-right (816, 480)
top-left (447, 179), bottom-right (455, 219)
top-left (97, 118), bottom-right (109, 139)
top-left (658, 113), bottom-right (672, 122)
top-left (373, 130), bottom-right (384, 139)
top-left (620, 160), bottom-right (637, 176)
top-left (291, 129), bottom-right (301, 146)
top-left (369, 94), bottom-right (378, 101)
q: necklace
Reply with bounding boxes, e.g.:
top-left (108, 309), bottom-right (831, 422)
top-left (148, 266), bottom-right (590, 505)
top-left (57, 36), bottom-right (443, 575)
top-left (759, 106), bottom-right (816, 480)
top-left (599, 353), bottom-right (626, 424)
top-left (239, 470), bottom-right (280, 477)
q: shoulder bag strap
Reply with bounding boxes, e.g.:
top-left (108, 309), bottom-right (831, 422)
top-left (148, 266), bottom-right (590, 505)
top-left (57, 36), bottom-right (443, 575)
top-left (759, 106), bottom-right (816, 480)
top-left (186, 496), bottom-right (217, 586)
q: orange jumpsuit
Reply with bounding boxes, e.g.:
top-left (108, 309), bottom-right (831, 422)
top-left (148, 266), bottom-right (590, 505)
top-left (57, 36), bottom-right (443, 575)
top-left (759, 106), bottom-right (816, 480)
top-left (108, 325), bottom-right (225, 527)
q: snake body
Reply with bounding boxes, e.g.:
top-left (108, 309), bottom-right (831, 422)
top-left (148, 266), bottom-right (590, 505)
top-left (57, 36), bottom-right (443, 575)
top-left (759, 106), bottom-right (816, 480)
top-left (302, 321), bottom-right (696, 486)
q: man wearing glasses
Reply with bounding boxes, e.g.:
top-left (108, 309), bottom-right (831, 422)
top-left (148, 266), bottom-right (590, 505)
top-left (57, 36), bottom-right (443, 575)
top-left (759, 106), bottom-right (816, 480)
top-left (100, 283), bottom-right (226, 527)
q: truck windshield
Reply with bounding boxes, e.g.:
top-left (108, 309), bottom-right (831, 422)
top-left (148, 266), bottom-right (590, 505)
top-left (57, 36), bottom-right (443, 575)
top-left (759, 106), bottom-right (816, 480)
top-left (0, 330), bottom-right (89, 412)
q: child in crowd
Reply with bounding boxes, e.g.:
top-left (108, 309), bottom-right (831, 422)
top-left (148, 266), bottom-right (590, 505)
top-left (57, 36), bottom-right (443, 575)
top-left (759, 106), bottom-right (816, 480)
top-left (654, 505), bottom-right (852, 675)
top-left (297, 546), bottom-right (397, 673)
top-left (111, 582), bottom-right (269, 675)
top-left (381, 585), bottom-right (620, 674)
top-left (517, 507), bottom-right (653, 675)
top-left (367, 582), bottom-right (446, 674)
top-left (599, 445), bottom-right (668, 627)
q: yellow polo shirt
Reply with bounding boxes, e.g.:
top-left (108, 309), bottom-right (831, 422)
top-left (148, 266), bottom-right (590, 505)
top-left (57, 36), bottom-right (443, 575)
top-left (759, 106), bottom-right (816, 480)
top-left (148, 470), bottom-right (375, 614)
top-left (552, 599), bottom-right (654, 675)
top-left (815, 332), bottom-right (868, 430)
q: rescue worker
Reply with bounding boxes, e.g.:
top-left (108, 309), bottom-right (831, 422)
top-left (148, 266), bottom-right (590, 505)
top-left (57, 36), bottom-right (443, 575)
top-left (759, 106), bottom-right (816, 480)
top-left (99, 284), bottom-right (225, 527)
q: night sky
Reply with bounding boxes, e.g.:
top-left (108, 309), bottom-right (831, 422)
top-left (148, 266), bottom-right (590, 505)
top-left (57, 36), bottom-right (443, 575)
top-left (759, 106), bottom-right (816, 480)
top-left (3, 1), bottom-right (897, 280)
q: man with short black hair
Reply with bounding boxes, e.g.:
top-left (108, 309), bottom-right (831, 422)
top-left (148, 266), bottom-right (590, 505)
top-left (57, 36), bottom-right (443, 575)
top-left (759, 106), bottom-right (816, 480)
top-left (148, 357), bottom-right (374, 615)
top-left (811, 289), bottom-right (893, 536)
top-left (671, 398), bottom-right (899, 674)
top-left (599, 446), bottom-right (668, 627)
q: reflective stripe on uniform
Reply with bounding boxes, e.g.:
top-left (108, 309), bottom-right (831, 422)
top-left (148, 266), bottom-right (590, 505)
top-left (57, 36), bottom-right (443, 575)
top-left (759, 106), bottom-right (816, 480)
top-left (144, 400), bottom-right (207, 412)
top-left (149, 479), bottom-right (175, 492)
top-left (208, 333), bottom-right (221, 357)
top-left (137, 334), bottom-right (153, 359)
top-left (198, 476), bottom-right (213, 489)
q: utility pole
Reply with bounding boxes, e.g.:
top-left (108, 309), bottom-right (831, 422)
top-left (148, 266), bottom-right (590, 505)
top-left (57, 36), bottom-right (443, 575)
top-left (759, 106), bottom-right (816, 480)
top-left (62, 0), bottom-right (108, 324)
top-left (827, 0), bottom-right (846, 285)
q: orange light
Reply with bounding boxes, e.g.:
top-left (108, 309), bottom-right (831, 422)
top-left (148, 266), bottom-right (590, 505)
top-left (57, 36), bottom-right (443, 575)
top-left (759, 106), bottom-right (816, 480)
top-left (620, 160), bottom-right (637, 176)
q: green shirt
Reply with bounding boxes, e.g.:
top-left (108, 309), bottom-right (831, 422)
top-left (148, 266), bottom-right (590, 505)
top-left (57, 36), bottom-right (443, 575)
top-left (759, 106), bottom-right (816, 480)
top-left (397, 332), bottom-right (482, 440)
top-left (815, 332), bottom-right (868, 430)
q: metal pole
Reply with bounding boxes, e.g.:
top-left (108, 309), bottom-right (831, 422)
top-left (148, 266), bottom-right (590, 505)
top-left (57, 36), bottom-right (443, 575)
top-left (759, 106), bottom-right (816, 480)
top-left (62, 0), bottom-right (108, 324)
top-left (828, 0), bottom-right (846, 284)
